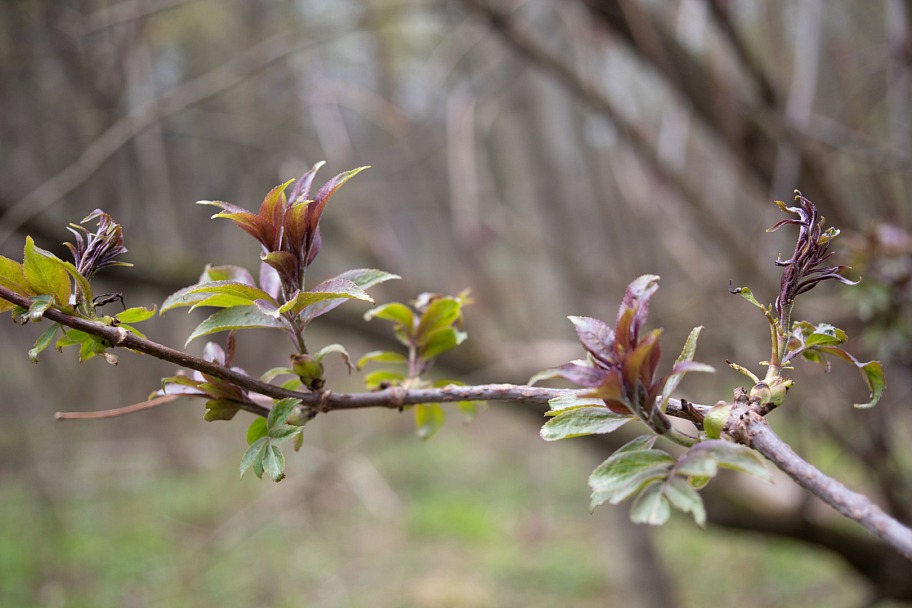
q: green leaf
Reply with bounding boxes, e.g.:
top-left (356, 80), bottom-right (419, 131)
top-left (264, 444), bottom-right (286, 482)
top-left (545, 394), bottom-right (604, 413)
top-left (659, 326), bottom-right (714, 412)
top-left (629, 482), bottom-right (671, 526)
top-left (804, 323), bottom-right (848, 347)
top-left (260, 367), bottom-right (295, 382)
top-left (268, 424), bottom-right (301, 441)
top-left (185, 305), bottom-right (287, 345)
top-left (364, 302), bottom-right (416, 333)
top-left (267, 398), bottom-right (300, 430)
top-left (418, 327), bottom-right (466, 360)
top-left (299, 269), bottom-right (400, 323)
top-left (60, 260), bottom-right (93, 307)
top-left (29, 322), bottom-right (61, 362)
top-left (817, 346), bottom-right (886, 409)
top-left (0, 255), bottom-right (32, 299)
top-left (23, 237), bottom-right (71, 306)
top-left (615, 434), bottom-right (659, 454)
top-left (247, 418), bottom-right (268, 444)
top-left (364, 370), bottom-right (404, 389)
top-left (240, 437), bottom-right (268, 478)
top-left (589, 449), bottom-right (674, 509)
top-left (357, 350), bottom-right (408, 369)
top-left (702, 403), bottom-right (732, 439)
top-left (675, 451), bottom-right (719, 478)
top-left (276, 280), bottom-right (372, 317)
top-left (417, 297), bottom-right (462, 336)
top-left (27, 294), bottom-right (54, 322)
top-left (731, 285), bottom-right (765, 311)
top-left (313, 343), bottom-right (354, 372)
top-left (115, 306), bottom-right (156, 324)
top-left (204, 399), bottom-right (241, 421)
top-left (664, 477), bottom-right (706, 527)
top-left (692, 440), bottom-right (771, 481)
top-left (414, 403), bottom-right (445, 440)
top-left (540, 406), bottom-right (633, 441)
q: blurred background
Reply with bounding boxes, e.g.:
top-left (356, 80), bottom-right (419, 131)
top-left (1, 0), bottom-right (911, 606)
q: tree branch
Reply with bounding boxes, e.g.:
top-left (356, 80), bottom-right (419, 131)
top-left (730, 406), bottom-right (912, 560)
top-left (2, 283), bottom-right (910, 559)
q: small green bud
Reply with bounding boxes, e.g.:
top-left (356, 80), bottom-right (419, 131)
top-left (752, 376), bottom-right (793, 406)
top-left (290, 354), bottom-right (324, 390)
top-left (704, 402), bottom-right (732, 439)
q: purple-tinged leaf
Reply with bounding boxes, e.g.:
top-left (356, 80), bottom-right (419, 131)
top-left (303, 166), bottom-right (369, 262)
top-left (259, 262), bottom-right (282, 300)
top-left (552, 362), bottom-right (607, 388)
top-left (258, 179), bottom-right (294, 237)
top-left (203, 341), bottom-right (227, 366)
top-left (287, 161), bottom-right (325, 205)
top-left (199, 201), bottom-right (275, 248)
top-left (568, 316), bottom-right (616, 367)
top-left (260, 251), bottom-right (299, 287)
top-left (623, 329), bottom-right (662, 391)
top-left (300, 269), bottom-right (400, 323)
top-left (201, 264), bottom-right (257, 287)
top-left (618, 275), bottom-right (660, 343)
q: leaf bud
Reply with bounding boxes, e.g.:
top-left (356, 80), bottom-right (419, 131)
top-left (290, 354), bottom-right (324, 391)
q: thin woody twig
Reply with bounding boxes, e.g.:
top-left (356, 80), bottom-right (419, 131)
top-left (55, 394), bottom-right (182, 420)
top-left (2, 283), bottom-right (911, 560)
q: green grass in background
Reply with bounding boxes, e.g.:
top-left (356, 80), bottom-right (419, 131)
top-left (0, 408), bottom-right (883, 608)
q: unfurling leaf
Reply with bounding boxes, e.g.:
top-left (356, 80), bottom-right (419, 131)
top-left (185, 306), bottom-right (287, 345)
top-left (23, 237), bottom-right (71, 307)
top-left (414, 403), bottom-right (445, 440)
top-left (540, 406), bottom-right (633, 441)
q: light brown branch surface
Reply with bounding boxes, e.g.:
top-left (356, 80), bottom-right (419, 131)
top-left (1, 283), bottom-right (910, 560)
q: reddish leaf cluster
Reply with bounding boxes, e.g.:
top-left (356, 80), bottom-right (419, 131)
top-left (65, 210), bottom-right (131, 279)
top-left (554, 276), bottom-right (665, 415)
top-left (200, 163), bottom-right (367, 293)
top-left (770, 193), bottom-right (857, 323)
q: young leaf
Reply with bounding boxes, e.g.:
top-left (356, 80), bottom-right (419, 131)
top-left (27, 294), bottom-right (54, 322)
top-left (357, 350), bottom-right (408, 368)
top-left (240, 437), bottom-right (268, 478)
top-left (588, 449), bottom-right (674, 509)
top-left (418, 327), bottom-right (466, 360)
top-left (298, 269), bottom-right (400, 323)
top-left (247, 418), bottom-right (268, 444)
top-left (414, 403), bottom-right (445, 440)
top-left (540, 406), bottom-right (633, 441)
top-left (29, 322), bottom-right (61, 362)
top-left (364, 370), bottom-right (405, 389)
top-left (0, 255), bottom-right (32, 298)
top-left (692, 440), bottom-right (771, 481)
top-left (364, 302), bottom-right (416, 331)
top-left (817, 346), bottom-right (886, 409)
top-left (417, 297), bottom-right (462, 337)
top-left (275, 279), bottom-right (372, 317)
top-left (546, 394), bottom-right (605, 413)
top-left (204, 399), bottom-right (241, 421)
top-left (267, 397), bottom-right (300, 430)
top-left (264, 443), bottom-right (287, 482)
top-left (115, 306), bottom-right (156, 324)
top-left (658, 326), bottom-right (715, 412)
top-left (664, 477), bottom-right (706, 526)
top-left (804, 323), bottom-right (848, 348)
top-left (23, 237), bottom-right (71, 306)
top-left (629, 482), bottom-right (671, 526)
top-left (730, 285), bottom-right (765, 311)
top-left (185, 306), bottom-right (287, 345)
